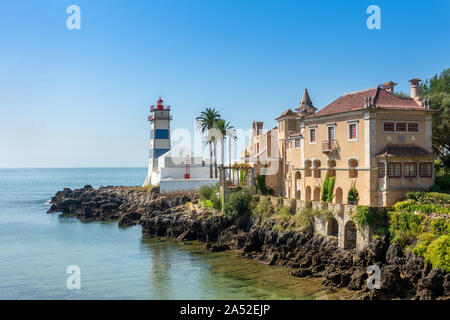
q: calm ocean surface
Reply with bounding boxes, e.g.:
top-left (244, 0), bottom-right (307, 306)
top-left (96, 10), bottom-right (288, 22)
top-left (0, 168), bottom-right (354, 300)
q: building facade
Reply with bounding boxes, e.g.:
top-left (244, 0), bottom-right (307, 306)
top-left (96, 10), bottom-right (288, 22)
top-left (277, 80), bottom-right (436, 207)
top-left (243, 121), bottom-right (283, 195)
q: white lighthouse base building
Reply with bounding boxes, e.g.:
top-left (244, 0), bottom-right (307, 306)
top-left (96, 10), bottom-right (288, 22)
top-left (144, 146), bottom-right (219, 193)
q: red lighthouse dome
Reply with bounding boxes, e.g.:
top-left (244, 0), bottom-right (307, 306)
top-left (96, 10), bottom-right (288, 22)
top-left (156, 97), bottom-right (164, 110)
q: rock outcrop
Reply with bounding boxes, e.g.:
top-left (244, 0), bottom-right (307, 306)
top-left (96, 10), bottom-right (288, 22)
top-left (48, 185), bottom-right (449, 300)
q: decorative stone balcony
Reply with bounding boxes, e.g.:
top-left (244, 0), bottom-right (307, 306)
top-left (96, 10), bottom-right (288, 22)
top-left (322, 140), bottom-right (339, 153)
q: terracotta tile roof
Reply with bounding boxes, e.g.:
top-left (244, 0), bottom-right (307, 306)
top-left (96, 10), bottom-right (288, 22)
top-left (275, 108), bottom-right (297, 120)
top-left (312, 87), bottom-right (423, 117)
top-left (376, 144), bottom-right (436, 158)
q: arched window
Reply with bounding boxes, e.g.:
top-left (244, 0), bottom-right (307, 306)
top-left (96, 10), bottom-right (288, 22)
top-left (348, 159), bottom-right (358, 178)
top-left (313, 160), bottom-right (321, 178)
top-left (305, 160), bottom-right (312, 177)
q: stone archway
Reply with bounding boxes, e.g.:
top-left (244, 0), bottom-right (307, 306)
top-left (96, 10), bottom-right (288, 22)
top-left (344, 220), bottom-right (357, 249)
top-left (305, 186), bottom-right (311, 200)
top-left (335, 187), bottom-right (343, 204)
top-left (327, 218), bottom-right (339, 237)
top-left (313, 186), bottom-right (320, 201)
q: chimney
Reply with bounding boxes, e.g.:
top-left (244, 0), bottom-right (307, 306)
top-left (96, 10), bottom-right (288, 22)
top-left (409, 78), bottom-right (421, 101)
top-left (381, 81), bottom-right (397, 94)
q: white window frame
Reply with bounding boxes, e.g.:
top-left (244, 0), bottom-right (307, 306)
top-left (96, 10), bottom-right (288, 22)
top-left (382, 120), bottom-right (420, 134)
top-left (348, 121), bottom-right (358, 141)
top-left (309, 126), bottom-right (317, 144)
top-left (326, 124), bottom-right (336, 142)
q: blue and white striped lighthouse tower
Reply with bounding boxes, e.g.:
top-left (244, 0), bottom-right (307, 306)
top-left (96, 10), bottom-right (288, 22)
top-left (144, 97), bottom-right (172, 186)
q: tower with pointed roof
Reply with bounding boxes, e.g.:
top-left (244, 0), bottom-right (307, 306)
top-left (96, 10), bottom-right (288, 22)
top-left (144, 97), bottom-right (172, 185)
top-left (296, 89), bottom-right (317, 116)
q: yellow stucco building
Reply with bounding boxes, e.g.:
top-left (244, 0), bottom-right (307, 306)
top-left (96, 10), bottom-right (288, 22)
top-left (276, 79), bottom-right (436, 207)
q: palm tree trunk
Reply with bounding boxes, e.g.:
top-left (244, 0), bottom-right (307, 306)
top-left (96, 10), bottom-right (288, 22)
top-left (209, 142), bottom-right (213, 178)
top-left (221, 138), bottom-right (225, 167)
top-left (214, 141), bottom-right (218, 179)
top-left (228, 138), bottom-right (232, 180)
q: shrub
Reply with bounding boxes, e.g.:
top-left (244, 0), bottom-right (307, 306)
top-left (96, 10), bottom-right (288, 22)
top-left (224, 188), bottom-right (252, 220)
top-left (321, 174), bottom-right (330, 202)
top-left (406, 191), bottom-right (450, 206)
top-left (210, 193), bottom-right (222, 211)
top-left (255, 174), bottom-right (273, 196)
top-left (253, 197), bottom-right (274, 220)
top-left (201, 199), bottom-right (213, 208)
top-left (423, 235), bottom-right (450, 272)
top-left (352, 206), bottom-right (388, 230)
top-left (199, 185), bottom-right (214, 200)
top-left (296, 207), bottom-right (315, 229)
top-left (278, 205), bottom-right (294, 219)
top-left (326, 177), bottom-right (335, 202)
top-left (389, 209), bottom-right (424, 248)
top-left (347, 181), bottom-right (359, 205)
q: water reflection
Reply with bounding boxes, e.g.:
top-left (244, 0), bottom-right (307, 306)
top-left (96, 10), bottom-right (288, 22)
top-left (139, 237), bottom-right (357, 300)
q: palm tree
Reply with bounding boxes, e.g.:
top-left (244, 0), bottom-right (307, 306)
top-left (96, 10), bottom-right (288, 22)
top-left (215, 120), bottom-right (236, 180)
top-left (195, 108), bottom-right (221, 178)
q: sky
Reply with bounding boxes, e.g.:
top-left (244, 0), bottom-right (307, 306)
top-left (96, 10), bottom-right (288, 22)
top-left (0, 0), bottom-right (449, 168)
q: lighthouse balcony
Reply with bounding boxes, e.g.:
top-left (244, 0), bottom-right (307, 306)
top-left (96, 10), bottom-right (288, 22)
top-left (148, 114), bottom-right (173, 121)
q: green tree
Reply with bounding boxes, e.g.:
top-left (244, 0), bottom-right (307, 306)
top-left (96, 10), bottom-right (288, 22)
top-left (420, 69), bottom-right (450, 164)
top-left (321, 173), bottom-right (330, 202)
top-left (196, 108), bottom-right (221, 178)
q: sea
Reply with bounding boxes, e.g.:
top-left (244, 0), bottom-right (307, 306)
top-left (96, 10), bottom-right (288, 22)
top-left (0, 168), bottom-right (354, 300)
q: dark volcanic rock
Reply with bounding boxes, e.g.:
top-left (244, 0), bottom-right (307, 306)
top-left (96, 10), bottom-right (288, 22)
top-left (47, 185), bottom-right (449, 300)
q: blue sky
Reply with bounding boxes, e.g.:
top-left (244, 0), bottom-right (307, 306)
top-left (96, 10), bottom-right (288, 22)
top-left (0, 0), bottom-right (449, 167)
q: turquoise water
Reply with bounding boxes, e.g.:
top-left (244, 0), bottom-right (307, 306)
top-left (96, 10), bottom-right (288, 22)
top-left (0, 168), bottom-right (354, 300)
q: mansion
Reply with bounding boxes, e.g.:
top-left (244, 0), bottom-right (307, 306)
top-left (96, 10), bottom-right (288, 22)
top-left (246, 79), bottom-right (437, 207)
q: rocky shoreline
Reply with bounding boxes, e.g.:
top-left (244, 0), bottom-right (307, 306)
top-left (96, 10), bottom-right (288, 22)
top-left (48, 185), bottom-right (449, 300)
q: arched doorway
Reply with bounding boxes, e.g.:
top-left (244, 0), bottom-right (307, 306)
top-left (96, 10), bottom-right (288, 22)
top-left (327, 218), bottom-right (339, 237)
top-left (344, 221), bottom-right (357, 249)
top-left (335, 187), bottom-right (343, 204)
top-left (305, 186), bottom-right (311, 200)
top-left (313, 186), bottom-right (320, 201)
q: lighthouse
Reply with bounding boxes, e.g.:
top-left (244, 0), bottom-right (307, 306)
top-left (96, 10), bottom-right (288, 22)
top-left (143, 97), bottom-right (172, 186)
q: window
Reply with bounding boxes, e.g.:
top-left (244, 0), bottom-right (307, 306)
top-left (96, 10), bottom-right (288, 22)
top-left (388, 163), bottom-right (402, 178)
top-left (404, 163), bottom-right (417, 178)
top-left (378, 163), bottom-right (386, 178)
top-left (408, 123), bottom-right (419, 132)
top-left (384, 122), bottom-right (395, 132)
top-left (327, 126), bottom-right (335, 141)
top-left (396, 122), bottom-right (407, 132)
top-left (295, 139), bottom-right (300, 148)
top-left (419, 162), bottom-right (433, 178)
top-left (349, 123), bottom-right (357, 140)
top-left (309, 128), bottom-right (316, 143)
